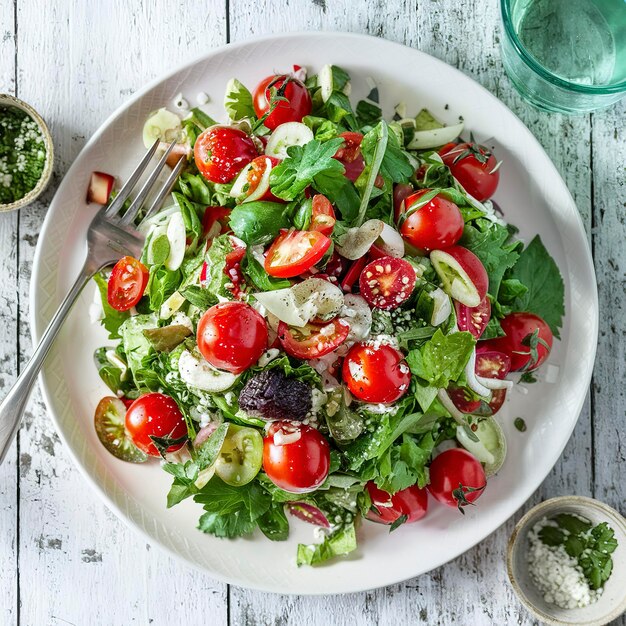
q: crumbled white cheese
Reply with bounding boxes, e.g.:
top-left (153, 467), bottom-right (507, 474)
top-left (527, 517), bottom-right (600, 609)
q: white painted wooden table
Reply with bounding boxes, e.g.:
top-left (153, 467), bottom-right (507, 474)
top-left (1, 1), bottom-right (624, 624)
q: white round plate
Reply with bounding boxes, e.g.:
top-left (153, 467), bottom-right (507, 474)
top-left (31, 32), bottom-right (597, 594)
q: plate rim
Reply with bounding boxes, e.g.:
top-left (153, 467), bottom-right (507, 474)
top-left (29, 30), bottom-right (598, 594)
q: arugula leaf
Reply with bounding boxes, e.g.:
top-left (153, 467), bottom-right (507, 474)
top-left (194, 477), bottom-right (271, 539)
top-left (92, 272), bottom-right (130, 339)
top-left (257, 503), bottom-right (290, 541)
top-left (242, 252), bottom-right (291, 291)
top-left (229, 201), bottom-right (291, 244)
top-left (361, 122), bottom-right (413, 184)
top-left (406, 329), bottom-right (475, 388)
top-left (461, 218), bottom-right (520, 298)
top-left (269, 138), bottom-right (345, 201)
top-left (296, 522), bottom-right (357, 566)
top-left (507, 235), bottom-right (565, 338)
top-left (224, 78), bottom-right (255, 121)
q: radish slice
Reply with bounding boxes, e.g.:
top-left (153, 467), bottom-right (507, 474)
top-left (375, 223), bottom-right (405, 258)
top-left (464, 349), bottom-right (491, 398)
top-left (287, 502), bottom-right (331, 528)
top-left (406, 121), bottom-right (464, 150)
top-left (142, 108), bottom-right (182, 148)
top-left (178, 350), bottom-right (238, 392)
top-left (336, 219), bottom-right (385, 260)
top-left (430, 246), bottom-right (488, 307)
top-left (230, 157), bottom-right (273, 203)
top-left (265, 122), bottom-right (313, 159)
top-left (86, 171), bottom-right (115, 205)
top-left (164, 212), bottom-right (186, 271)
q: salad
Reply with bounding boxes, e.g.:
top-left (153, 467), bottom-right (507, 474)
top-left (89, 64), bottom-right (565, 566)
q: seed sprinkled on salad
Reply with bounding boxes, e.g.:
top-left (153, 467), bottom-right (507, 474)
top-left (90, 62), bottom-right (565, 566)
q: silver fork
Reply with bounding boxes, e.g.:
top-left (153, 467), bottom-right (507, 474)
top-left (0, 139), bottom-right (186, 464)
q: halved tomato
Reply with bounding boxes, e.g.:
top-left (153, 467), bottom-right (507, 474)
top-left (309, 194), bottom-right (336, 236)
top-left (359, 256), bottom-right (416, 310)
top-left (455, 297), bottom-right (491, 339)
top-left (277, 319), bottom-right (350, 360)
top-left (265, 229), bottom-right (331, 278)
top-left (476, 348), bottom-right (511, 414)
top-left (107, 256), bottom-right (149, 312)
top-left (333, 131), bottom-right (366, 182)
top-left (202, 206), bottom-right (231, 239)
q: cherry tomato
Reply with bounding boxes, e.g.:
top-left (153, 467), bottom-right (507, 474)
top-left (397, 190), bottom-right (464, 252)
top-left (241, 155), bottom-right (281, 202)
top-left (455, 297), bottom-right (491, 339)
top-left (427, 448), bottom-right (486, 511)
top-left (264, 229), bottom-right (331, 278)
top-left (263, 421), bottom-right (330, 493)
top-left (125, 393), bottom-right (187, 457)
top-left (342, 342), bottom-right (411, 403)
top-left (252, 75), bottom-right (312, 130)
top-left (476, 348), bottom-right (512, 414)
top-left (309, 194), bottom-right (336, 236)
top-left (440, 142), bottom-right (500, 202)
top-left (365, 482), bottom-right (428, 525)
top-left (359, 256), bottom-right (416, 310)
top-left (482, 312), bottom-right (553, 372)
top-left (107, 256), bottom-right (149, 312)
top-left (194, 126), bottom-right (258, 184)
top-left (393, 183), bottom-right (414, 220)
top-left (340, 256), bottom-right (367, 293)
top-left (278, 318), bottom-right (350, 360)
top-left (196, 302), bottom-right (268, 374)
top-left (447, 385), bottom-right (481, 414)
top-left (202, 205), bottom-right (231, 238)
top-left (430, 245), bottom-right (489, 308)
top-left (334, 131), bottom-right (366, 182)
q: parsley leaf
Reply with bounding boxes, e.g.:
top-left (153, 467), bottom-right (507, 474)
top-left (224, 78), bottom-right (255, 121)
top-left (269, 138), bottom-right (345, 201)
top-left (507, 235), bottom-right (565, 338)
top-left (406, 329), bottom-right (476, 388)
top-left (461, 218), bottom-right (520, 298)
top-left (194, 477), bottom-right (271, 539)
top-left (257, 503), bottom-right (290, 541)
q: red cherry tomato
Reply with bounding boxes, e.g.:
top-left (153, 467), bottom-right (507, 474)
top-left (107, 256), bottom-right (149, 312)
top-left (241, 155), bottom-right (281, 202)
top-left (447, 385), bottom-right (481, 414)
top-left (428, 448), bottom-right (486, 511)
top-left (393, 183), bottom-right (414, 220)
top-left (482, 312), bottom-right (553, 372)
top-left (263, 421), bottom-right (330, 493)
top-left (455, 297), bottom-right (491, 339)
top-left (430, 245), bottom-right (489, 307)
top-left (309, 194), bottom-right (336, 236)
top-left (125, 393), bottom-right (187, 457)
top-left (359, 256), bottom-right (416, 310)
top-left (202, 206), bottom-right (231, 238)
top-left (252, 75), bottom-right (312, 130)
top-left (194, 126), bottom-right (258, 184)
top-left (196, 302), bottom-right (268, 374)
top-left (342, 342), bottom-right (411, 403)
top-left (264, 229), bottom-right (331, 278)
top-left (398, 190), bottom-right (464, 252)
top-left (278, 319), bottom-right (350, 360)
top-left (365, 482), bottom-right (428, 525)
top-left (440, 142), bottom-right (500, 202)
top-left (340, 256), bottom-right (367, 293)
top-left (334, 131), bottom-right (366, 182)
top-left (476, 348), bottom-right (512, 414)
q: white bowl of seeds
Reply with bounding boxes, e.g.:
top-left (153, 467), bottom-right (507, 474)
top-left (508, 496), bottom-right (626, 625)
top-left (0, 94), bottom-right (54, 212)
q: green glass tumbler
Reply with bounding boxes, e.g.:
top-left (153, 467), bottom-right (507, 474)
top-left (501, 0), bottom-right (626, 113)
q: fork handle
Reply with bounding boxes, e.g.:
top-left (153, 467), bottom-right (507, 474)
top-left (0, 261), bottom-right (96, 464)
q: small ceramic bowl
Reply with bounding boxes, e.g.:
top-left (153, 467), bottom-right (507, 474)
top-left (0, 94), bottom-right (54, 212)
top-left (508, 496), bottom-right (626, 626)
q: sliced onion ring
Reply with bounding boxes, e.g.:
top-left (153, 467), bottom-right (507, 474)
top-left (475, 375), bottom-right (514, 391)
top-left (465, 349), bottom-right (491, 398)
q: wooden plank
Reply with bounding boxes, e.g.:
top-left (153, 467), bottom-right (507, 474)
top-left (591, 100), bottom-right (626, 511)
top-left (228, 1), bottom-right (595, 624)
top-left (0, 1), bottom-right (19, 623)
top-left (14, 2), bottom-right (228, 624)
